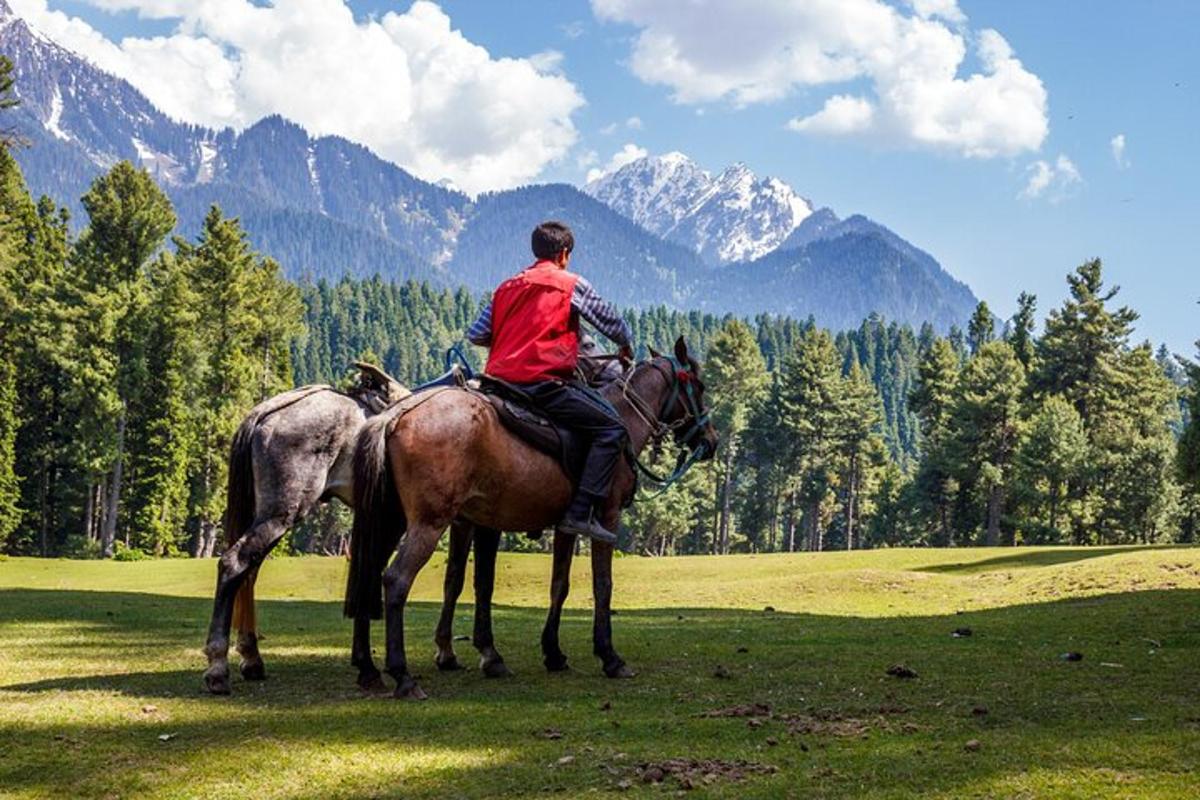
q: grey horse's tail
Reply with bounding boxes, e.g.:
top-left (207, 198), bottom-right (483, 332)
top-left (226, 384), bottom-right (332, 634)
top-left (344, 405), bottom-right (406, 620)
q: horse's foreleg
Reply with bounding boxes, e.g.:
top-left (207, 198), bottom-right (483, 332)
top-left (471, 527), bottom-right (510, 678)
top-left (591, 539), bottom-right (634, 679)
top-left (541, 531), bottom-right (575, 672)
top-left (383, 524), bottom-right (441, 700)
top-left (434, 519), bottom-right (473, 672)
top-left (202, 517), bottom-right (289, 694)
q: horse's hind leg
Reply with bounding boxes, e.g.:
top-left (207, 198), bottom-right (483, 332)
top-left (234, 565), bottom-right (265, 680)
top-left (541, 531), bottom-right (575, 672)
top-left (433, 519), bottom-right (473, 672)
top-left (352, 611), bottom-right (384, 692)
top-left (383, 523), bottom-right (442, 700)
top-left (471, 527), bottom-right (510, 678)
top-left (203, 516), bottom-right (289, 695)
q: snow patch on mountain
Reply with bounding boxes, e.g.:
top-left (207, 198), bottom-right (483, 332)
top-left (584, 152), bottom-right (812, 263)
top-left (45, 84), bottom-right (69, 140)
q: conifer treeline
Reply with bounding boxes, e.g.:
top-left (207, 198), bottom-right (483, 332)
top-left (289, 267), bottom-right (1196, 555)
top-left (0, 147), bottom-right (300, 557)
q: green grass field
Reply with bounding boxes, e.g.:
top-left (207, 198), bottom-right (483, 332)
top-left (3, 546), bottom-right (1200, 799)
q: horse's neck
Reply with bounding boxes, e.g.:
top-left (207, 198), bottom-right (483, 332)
top-left (603, 361), bottom-right (667, 456)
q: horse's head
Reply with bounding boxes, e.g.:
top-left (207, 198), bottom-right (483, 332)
top-left (650, 336), bottom-right (719, 461)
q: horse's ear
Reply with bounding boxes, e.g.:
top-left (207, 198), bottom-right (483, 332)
top-left (674, 336), bottom-right (689, 364)
top-left (648, 345), bottom-right (662, 359)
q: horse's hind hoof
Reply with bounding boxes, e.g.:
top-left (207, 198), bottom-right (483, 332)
top-left (435, 655), bottom-right (463, 672)
top-left (394, 676), bottom-right (428, 700)
top-left (203, 670), bottom-right (231, 696)
top-left (240, 660), bottom-right (266, 681)
top-left (357, 670), bottom-right (387, 694)
top-left (604, 663), bottom-right (637, 680)
top-left (481, 659), bottom-right (512, 679)
top-left (544, 654), bottom-right (569, 672)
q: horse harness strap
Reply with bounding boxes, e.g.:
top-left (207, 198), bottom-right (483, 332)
top-left (618, 356), bottom-right (712, 497)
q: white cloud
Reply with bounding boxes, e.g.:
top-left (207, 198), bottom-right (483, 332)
top-left (625, 115), bottom-right (643, 130)
top-left (1020, 154), bottom-right (1081, 202)
top-left (8, 0), bottom-right (585, 194)
top-left (585, 142), bottom-right (647, 183)
top-left (787, 94), bottom-right (874, 134)
top-left (592, 0), bottom-right (1047, 158)
top-left (1111, 133), bottom-right (1129, 169)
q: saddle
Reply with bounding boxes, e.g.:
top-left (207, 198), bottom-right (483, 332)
top-left (471, 376), bottom-right (587, 486)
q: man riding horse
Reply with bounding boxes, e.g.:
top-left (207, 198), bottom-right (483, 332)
top-left (466, 220), bottom-right (633, 545)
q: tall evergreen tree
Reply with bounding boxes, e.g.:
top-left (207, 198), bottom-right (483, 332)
top-left (1033, 259), bottom-right (1138, 426)
top-left (1008, 292), bottom-right (1037, 369)
top-left (73, 162), bottom-right (176, 556)
top-left (1177, 338), bottom-right (1200, 541)
top-left (124, 252), bottom-right (199, 555)
top-left (834, 361), bottom-right (882, 549)
top-left (967, 301), bottom-right (995, 355)
top-left (1014, 395), bottom-right (1087, 541)
top-left (704, 319), bottom-right (768, 554)
top-left (946, 341), bottom-right (1025, 545)
top-left (909, 338), bottom-right (960, 544)
top-left (0, 150), bottom-right (21, 547)
top-left (780, 328), bottom-right (843, 551)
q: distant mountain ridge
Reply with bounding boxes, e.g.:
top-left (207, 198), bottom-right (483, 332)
top-left (0, 3), bottom-right (979, 331)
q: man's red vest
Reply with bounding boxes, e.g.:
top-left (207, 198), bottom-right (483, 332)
top-left (485, 261), bottom-right (580, 383)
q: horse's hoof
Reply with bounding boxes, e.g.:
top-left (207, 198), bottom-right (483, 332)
top-left (544, 654), bottom-right (570, 673)
top-left (435, 655), bottom-right (463, 672)
top-left (481, 659), bottom-right (512, 679)
top-left (357, 671), bottom-right (387, 694)
top-left (240, 660), bottom-right (266, 681)
top-left (604, 663), bottom-right (637, 679)
top-left (203, 670), bottom-right (231, 696)
top-left (394, 676), bottom-right (428, 700)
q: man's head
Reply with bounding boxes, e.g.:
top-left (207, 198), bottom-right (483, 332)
top-left (532, 221), bottom-right (574, 268)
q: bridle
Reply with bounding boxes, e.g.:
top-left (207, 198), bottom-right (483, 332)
top-left (617, 355), bottom-right (713, 492)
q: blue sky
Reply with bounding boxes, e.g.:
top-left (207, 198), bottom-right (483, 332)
top-left (14, 0), bottom-right (1200, 353)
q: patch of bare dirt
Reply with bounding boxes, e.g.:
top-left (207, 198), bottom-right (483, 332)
top-left (697, 702), bottom-right (771, 718)
top-left (633, 758), bottom-right (778, 790)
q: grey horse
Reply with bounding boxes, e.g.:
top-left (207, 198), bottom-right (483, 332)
top-left (202, 364), bottom-right (410, 695)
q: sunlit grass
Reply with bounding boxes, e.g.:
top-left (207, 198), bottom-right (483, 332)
top-left (2, 546), bottom-right (1200, 798)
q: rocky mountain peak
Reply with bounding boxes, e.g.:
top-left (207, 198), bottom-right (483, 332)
top-left (584, 152), bottom-right (812, 263)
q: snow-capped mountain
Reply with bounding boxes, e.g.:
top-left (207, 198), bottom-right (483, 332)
top-left (0, 2), bottom-right (466, 274)
top-left (584, 152), bottom-right (812, 264)
top-left (0, 2), bottom-right (979, 330)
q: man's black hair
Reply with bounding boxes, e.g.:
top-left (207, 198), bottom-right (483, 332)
top-left (532, 221), bottom-right (575, 260)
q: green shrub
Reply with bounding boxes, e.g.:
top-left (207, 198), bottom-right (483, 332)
top-left (112, 542), bottom-right (149, 561)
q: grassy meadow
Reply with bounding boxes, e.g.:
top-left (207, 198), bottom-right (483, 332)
top-left (2, 546), bottom-right (1200, 798)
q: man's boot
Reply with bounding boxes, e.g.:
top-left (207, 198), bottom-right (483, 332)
top-left (557, 506), bottom-right (617, 545)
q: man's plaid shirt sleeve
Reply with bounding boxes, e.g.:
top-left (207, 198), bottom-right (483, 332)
top-left (573, 277), bottom-right (632, 347)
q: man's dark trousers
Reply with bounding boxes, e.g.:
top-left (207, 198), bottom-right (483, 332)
top-left (517, 380), bottom-right (627, 518)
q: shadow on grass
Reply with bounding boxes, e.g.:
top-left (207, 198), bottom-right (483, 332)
top-left (2, 587), bottom-right (1200, 799)
top-left (916, 544), bottom-right (1194, 575)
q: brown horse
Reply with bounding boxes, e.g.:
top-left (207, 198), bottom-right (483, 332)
top-left (344, 337), bottom-right (718, 698)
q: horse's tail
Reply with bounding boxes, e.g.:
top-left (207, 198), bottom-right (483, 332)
top-left (344, 405), bottom-right (406, 620)
top-left (225, 412), bottom-right (260, 635)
